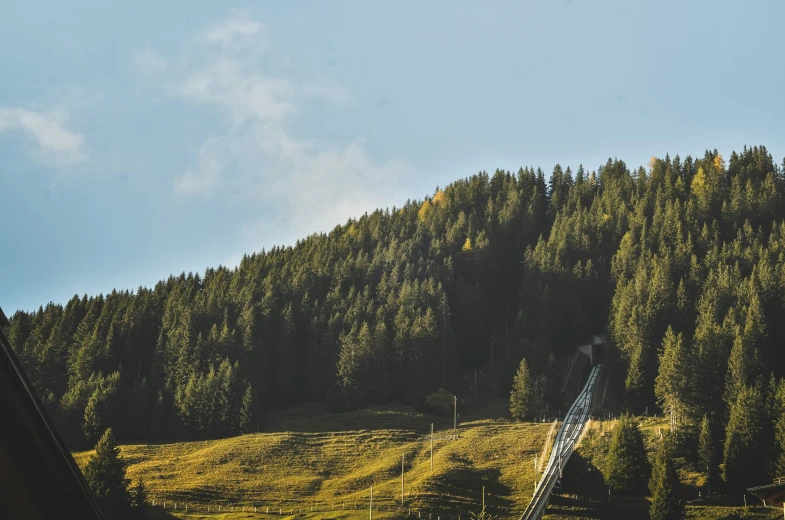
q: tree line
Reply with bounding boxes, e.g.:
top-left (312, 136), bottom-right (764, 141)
top-left (8, 169), bottom-right (546, 448)
top-left (9, 145), bottom-right (785, 496)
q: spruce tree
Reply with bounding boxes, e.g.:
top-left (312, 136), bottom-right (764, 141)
top-left (649, 440), bottom-right (684, 520)
top-left (83, 428), bottom-right (132, 519)
top-left (509, 357), bottom-right (534, 421)
top-left (655, 327), bottom-right (690, 431)
top-left (697, 415), bottom-right (719, 494)
top-left (131, 478), bottom-right (148, 519)
top-left (723, 385), bottom-right (767, 492)
top-left (239, 384), bottom-right (257, 433)
top-left (775, 411), bottom-right (785, 479)
top-left (83, 392), bottom-right (102, 446)
top-left (603, 415), bottom-right (650, 493)
top-left (771, 378), bottom-right (785, 479)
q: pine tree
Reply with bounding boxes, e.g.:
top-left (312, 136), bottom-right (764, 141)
top-left (239, 384), bottom-right (257, 433)
top-left (772, 378), bottom-right (785, 479)
top-left (603, 415), bottom-right (650, 493)
top-left (775, 411), bottom-right (785, 479)
top-left (649, 440), bottom-right (685, 520)
top-left (83, 392), bottom-right (103, 446)
top-left (697, 415), bottom-right (719, 494)
top-left (509, 357), bottom-right (534, 421)
top-left (655, 327), bottom-right (690, 431)
top-left (723, 385), bottom-right (767, 492)
top-left (131, 478), bottom-right (148, 519)
top-left (83, 428), bottom-right (132, 519)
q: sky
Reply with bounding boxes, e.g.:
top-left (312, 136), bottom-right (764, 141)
top-left (1, 0), bottom-right (784, 314)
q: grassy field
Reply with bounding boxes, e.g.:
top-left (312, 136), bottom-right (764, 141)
top-left (74, 399), bottom-right (553, 520)
top-left (73, 399), bottom-right (783, 520)
top-left (543, 417), bottom-right (781, 520)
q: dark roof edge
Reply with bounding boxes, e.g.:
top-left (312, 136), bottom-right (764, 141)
top-left (0, 306), bottom-right (9, 330)
top-left (747, 482), bottom-right (785, 493)
top-left (0, 306), bottom-right (106, 519)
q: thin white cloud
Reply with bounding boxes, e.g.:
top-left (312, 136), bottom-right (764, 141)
top-left (0, 107), bottom-right (87, 166)
top-left (180, 61), bottom-right (297, 124)
top-left (153, 11), bottom-right (409, 241)
top-left (200, 12), bottom-right (269, 56)
top-left (133, 50), bottom-right (167, 77)
top-left (298, 72), bottom-right (355, 108)
top-left (172, 137), bottom-right (227, 198)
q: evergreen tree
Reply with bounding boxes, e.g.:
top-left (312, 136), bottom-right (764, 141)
top-left (83, 392), bottom-right (102, 446)
top-left (509, 357), bottom-right (534, 421)
top-left (723, 385), bottom-right (767, 492)
top-left (775, 410), bottom-right (785, 479)
top-left (131, 478), bottom-right (148, 520)
top-left (603, 415), bottom-right (650, 494)
top-left (655, 327), bottom-right (690, 431)
top-left (83, 428), bottom-right (132, 519)
top-left (239, 384), bottom-right (257, 433)
top-left (649, 440), bottom-right (685, 520)
top-left (697, 415), bottom-right (719, 494)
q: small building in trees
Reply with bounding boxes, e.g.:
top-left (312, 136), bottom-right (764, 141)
top-left (577, 335), bottom-right (607, 366)
top-left (748, 478), bottom-right (785, 508)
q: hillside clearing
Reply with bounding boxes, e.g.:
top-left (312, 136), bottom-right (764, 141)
top-left (74, 400), bottom-right (552, 519)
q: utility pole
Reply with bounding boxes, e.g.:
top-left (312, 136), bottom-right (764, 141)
top-left (430, 423), bottom-right (434, 472)
top-left (369, 485), bottom-right (373, 520)
top-left (453, 395), bottom-right (457, 440)
top-left (401, 452), bottom-right (405, 506)
top-left (482, 486), bottom-right (485, 510)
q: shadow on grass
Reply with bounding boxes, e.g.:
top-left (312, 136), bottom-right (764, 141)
top-left (419, 453), bottom-right (514, 517)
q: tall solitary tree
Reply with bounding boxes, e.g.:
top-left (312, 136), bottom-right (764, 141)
top-left (697, 415), bottom-right (719, 494)
top-left (603, 415), bottom-right (650, 493)
top-left (83, 428), bottom-right (132, 519)
top-left (649, 440), bottom-right (685, 520)
top-left (510, 357), bottom-right (535, 421)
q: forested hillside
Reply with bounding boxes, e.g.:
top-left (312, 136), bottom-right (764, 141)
top-left (9, 146), bottom-right (785, 489)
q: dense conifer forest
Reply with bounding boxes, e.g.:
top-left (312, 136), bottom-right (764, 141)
top-left (9, 146), bottom-right (785, 489)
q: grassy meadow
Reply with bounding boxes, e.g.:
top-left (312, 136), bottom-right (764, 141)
top-left (74, 399), bottom-right (553, 519)
top-left (73, 403), bottom-right (783, 519)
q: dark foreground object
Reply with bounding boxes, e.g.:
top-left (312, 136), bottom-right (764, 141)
top-left (0, 306), bottom-right (105, 520)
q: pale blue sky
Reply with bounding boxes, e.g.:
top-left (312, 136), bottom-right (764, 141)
top-left (2, 0), bottom-right (783, 313)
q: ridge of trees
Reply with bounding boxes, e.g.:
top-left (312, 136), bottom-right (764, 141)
top-left (9, 145), bottom-right (785, 498)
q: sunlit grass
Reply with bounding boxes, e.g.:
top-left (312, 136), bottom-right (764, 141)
top-left (74, 399), bottom-right (553, 519)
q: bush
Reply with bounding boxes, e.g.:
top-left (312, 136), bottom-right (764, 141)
top-left (602, 414), bottom-right (650, 494)
top-left (425, 389), bottom-right (455, 415)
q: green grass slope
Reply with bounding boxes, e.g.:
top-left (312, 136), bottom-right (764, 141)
top-left (74, 399), bottom-right (553, 519)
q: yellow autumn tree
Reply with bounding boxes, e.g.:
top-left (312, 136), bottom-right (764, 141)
top-left (648, 156), bottom-right (657, 170)
top-left (713, 153), bottom-right (725, 172)
top-left (418, 199), bottom-right (433, 222)
top-left (691, 166), bottom-right (707, 198)
top-left (462, 237), bottom-right (473, 252)
top-left (433, 189), bottom-right (446, 205)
